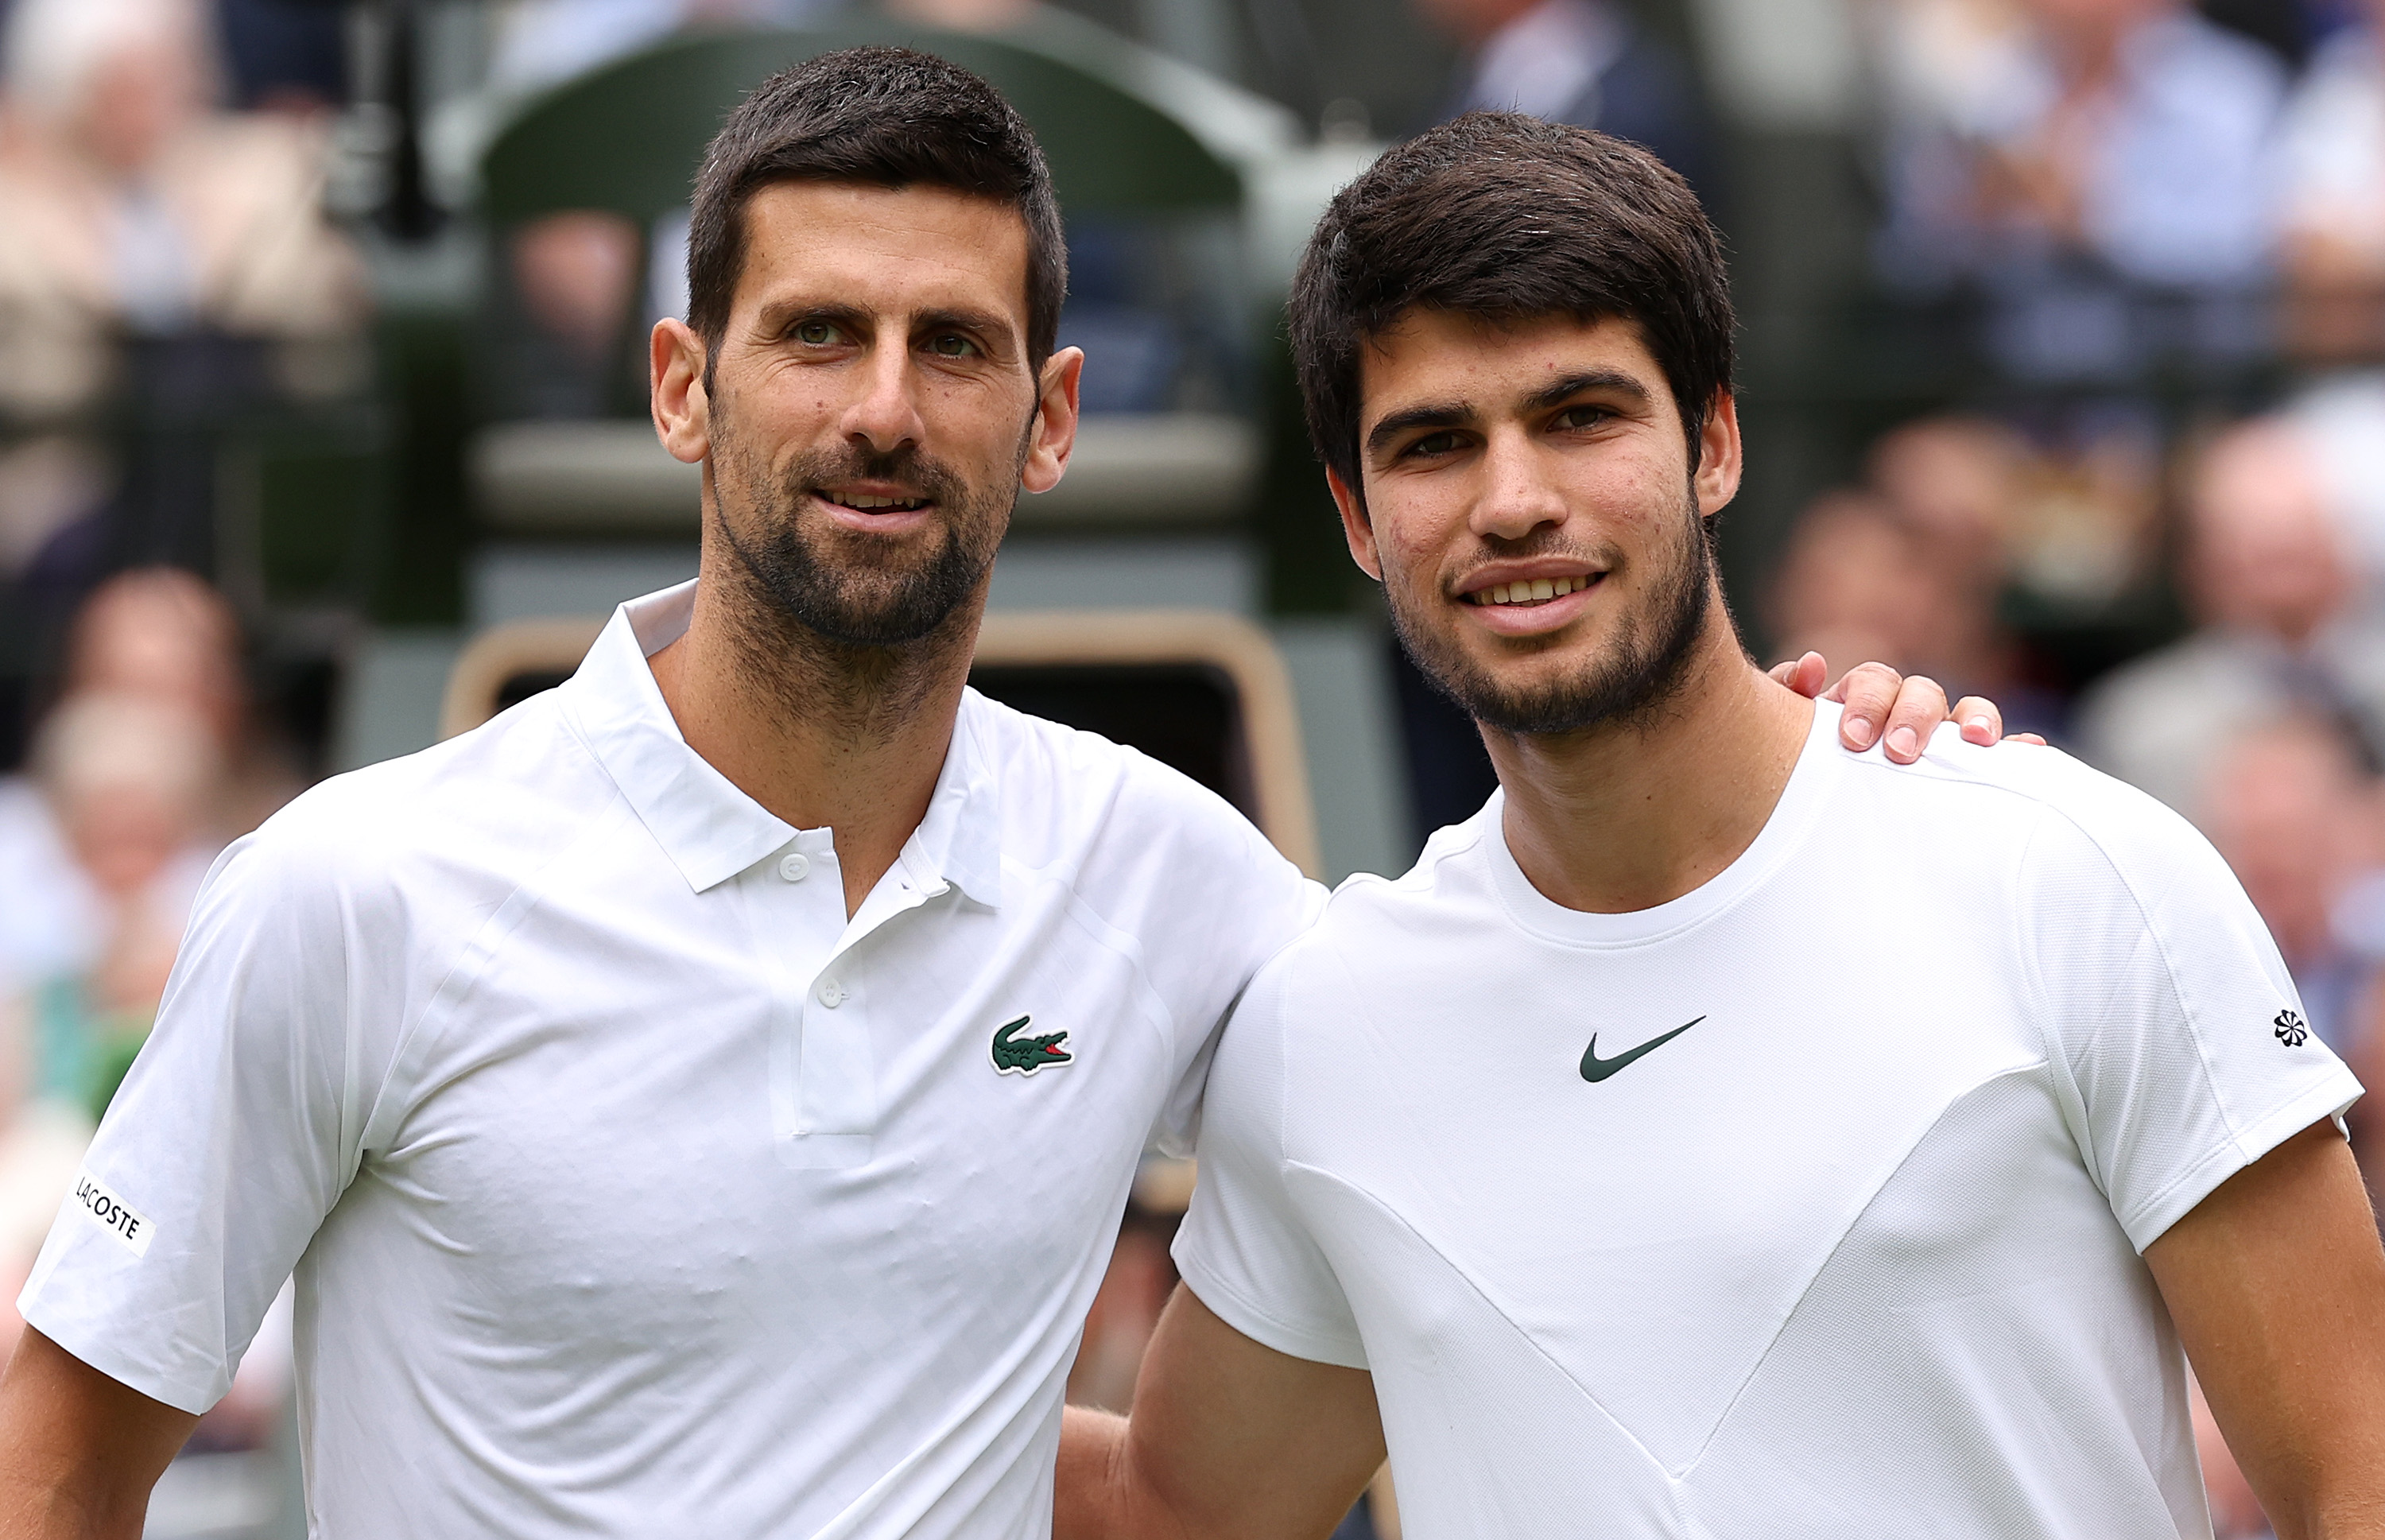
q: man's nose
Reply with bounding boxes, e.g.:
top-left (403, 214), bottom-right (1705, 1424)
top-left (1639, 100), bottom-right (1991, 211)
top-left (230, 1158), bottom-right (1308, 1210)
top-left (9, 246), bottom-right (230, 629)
top-left (1471, 429), bottom-right (1568, 541)
top-left (841, 343), bottom-right (927, 454)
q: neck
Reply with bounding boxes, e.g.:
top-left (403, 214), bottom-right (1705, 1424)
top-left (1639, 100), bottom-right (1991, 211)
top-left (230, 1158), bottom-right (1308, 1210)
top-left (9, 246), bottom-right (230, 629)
top-left (648, 550), bottom-right (983, 917)
top-left (1488, 595), bottom-right (1813, 914)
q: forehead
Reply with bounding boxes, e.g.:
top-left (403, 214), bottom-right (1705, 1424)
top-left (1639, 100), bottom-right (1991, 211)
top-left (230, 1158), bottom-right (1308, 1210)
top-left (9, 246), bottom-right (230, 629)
top-left (734, 180), bottom-right (1033, 326)
top-left (1358, 310), bottom-right (1673, 425)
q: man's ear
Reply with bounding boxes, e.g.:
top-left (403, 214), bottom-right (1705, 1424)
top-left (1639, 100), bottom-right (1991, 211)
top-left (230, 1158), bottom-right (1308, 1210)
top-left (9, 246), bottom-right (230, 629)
top-left (652, 319), bottom-right (711, 465)
top-left (1022, 346), bottom-right (1084, 495)
top-left (1327, 467), bottom-right (1383, 582)
top-left (1693, 389), bottom-right (1743, 521)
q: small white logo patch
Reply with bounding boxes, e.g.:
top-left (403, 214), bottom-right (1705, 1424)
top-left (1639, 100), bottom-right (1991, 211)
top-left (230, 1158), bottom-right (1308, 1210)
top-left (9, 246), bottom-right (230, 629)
top-left (71, 1171), bottom-right (151, 1257)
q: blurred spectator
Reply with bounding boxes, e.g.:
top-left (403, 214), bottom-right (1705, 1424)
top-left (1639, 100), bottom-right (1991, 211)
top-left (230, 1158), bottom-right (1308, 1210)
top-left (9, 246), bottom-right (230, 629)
top-left (1863, 414), bottom-right (2069, 731)
top-left (1767, 488), bottom-right (1941, 676)
top-left (60, 564), bottom-right (292, 836)
top-left (2074, 417), bottom-right (2385, 811)
top-left (1875, 0), bottom-right (2286, 382)
top-left (19, 690), bottom-right (221, 1116)
top-left (2288, 371), bottom-right (2385, 588)
top-left (0, 0), bottom-right (367, 400)
top-left (1867, 414), bottom-right (2021, 590)
top-left (0, 570), bottom-right (280, 1115)
top-left (0, 0), bottom-right (367, 590)
top-left (2197, 714), bottom-right (2382, 1057)
top-left (1414, 0), bottom-right (1711, 192)
top-left (2277, 0), bottom-right (2385, 361)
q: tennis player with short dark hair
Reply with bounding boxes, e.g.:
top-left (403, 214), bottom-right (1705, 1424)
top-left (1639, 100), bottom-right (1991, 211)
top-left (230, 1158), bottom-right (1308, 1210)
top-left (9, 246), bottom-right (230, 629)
top-left (1059, 114), bottom-right (2385, 1540)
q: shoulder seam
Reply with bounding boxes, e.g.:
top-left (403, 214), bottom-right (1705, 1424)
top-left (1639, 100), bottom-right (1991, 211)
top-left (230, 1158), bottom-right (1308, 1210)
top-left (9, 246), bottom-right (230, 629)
top-left (349, 787), bottom-right (646, 1178)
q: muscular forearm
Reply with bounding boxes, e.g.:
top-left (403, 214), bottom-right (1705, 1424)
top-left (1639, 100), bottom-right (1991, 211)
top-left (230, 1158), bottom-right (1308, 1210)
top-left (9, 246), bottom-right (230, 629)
top-left (0, 1331), bottom-right (192, 1540)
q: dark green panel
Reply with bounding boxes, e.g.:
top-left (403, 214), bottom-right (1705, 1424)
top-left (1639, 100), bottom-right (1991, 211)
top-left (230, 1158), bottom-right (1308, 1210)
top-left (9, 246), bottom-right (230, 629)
top-left (480, 22), bottom-right (1241, 227)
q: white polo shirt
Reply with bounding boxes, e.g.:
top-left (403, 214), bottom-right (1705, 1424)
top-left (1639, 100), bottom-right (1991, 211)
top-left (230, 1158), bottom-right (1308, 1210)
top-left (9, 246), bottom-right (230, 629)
top-left (22, 582), bottom-right (1321, 1538)
top-left (1177, 702), bottom-right (2361, 1538)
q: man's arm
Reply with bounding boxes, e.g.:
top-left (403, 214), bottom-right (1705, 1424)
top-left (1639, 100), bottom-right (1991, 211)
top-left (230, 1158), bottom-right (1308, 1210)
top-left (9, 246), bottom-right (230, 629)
top-left (0, 1328), bottom-right (195, 1539)
top-left (1057, 1287), bottom-right (1385, 1540)
top-left (2145, 1120), bottom-right (2385, 1538)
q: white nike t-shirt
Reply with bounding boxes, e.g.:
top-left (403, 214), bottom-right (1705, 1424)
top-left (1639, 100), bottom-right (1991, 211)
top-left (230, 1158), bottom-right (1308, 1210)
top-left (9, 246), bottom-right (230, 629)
top-left (1176, 702), bottom-right (2360, 1538)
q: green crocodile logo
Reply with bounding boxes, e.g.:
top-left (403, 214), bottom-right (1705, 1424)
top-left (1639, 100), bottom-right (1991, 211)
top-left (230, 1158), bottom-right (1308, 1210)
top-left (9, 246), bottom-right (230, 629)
top-left (991, 1014), bottom-right (1072, 1076)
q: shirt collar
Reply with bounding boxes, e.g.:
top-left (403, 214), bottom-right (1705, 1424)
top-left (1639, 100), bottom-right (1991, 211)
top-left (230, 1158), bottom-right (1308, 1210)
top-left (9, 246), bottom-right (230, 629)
top-left (560, 581), bottom-right (1002, 904)
top-left (901, 690), bottom-right (1005, 907)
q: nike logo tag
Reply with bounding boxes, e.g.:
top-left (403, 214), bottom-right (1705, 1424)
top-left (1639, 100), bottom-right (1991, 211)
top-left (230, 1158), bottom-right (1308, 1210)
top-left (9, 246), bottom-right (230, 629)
top-left (1580, 1017), bottom-right (1704, 1083)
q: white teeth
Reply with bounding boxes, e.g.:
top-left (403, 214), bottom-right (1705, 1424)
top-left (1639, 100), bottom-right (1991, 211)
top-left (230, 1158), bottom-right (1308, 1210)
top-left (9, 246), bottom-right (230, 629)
top-left (829, 493), bottom-right (921, 510)
top-left (1471, 577), bottom-right (1590, 606)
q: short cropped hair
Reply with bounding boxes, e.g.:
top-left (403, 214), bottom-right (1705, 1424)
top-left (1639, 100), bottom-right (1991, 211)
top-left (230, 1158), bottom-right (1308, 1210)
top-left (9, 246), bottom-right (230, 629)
top-left (1289, 113), bottom-right (1734, 497)
top-left (686, 45), bottom-right (1068, 374)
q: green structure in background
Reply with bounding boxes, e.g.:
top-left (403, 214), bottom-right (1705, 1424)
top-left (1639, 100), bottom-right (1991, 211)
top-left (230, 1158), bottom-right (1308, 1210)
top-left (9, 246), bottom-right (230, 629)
top-left (395, 13), bottom-right (1375, 626)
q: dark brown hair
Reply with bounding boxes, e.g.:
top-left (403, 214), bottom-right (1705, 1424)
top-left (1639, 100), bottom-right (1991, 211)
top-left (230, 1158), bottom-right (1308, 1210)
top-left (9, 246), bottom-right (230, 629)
top-left (1289, 112), bottom-right (1734, 498)
top-left (685, 45), bottom-right (1067, 374)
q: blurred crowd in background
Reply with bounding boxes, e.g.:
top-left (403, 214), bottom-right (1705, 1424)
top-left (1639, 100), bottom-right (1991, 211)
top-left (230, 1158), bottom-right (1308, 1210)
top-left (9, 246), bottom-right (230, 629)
top-left (1, 0), bottom-right (2383, 1534)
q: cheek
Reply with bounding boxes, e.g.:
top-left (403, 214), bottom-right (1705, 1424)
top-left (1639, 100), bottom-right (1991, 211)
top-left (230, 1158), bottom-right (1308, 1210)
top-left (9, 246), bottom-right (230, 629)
top-left (1367, 487), bottom-right (1468, 580)
top-left (921, 376), bottom-right (1034, 456)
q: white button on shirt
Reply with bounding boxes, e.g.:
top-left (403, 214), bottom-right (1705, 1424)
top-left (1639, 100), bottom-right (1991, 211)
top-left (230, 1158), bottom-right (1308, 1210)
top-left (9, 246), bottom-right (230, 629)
top-left (22, 582), bottom-right (1322, 1539)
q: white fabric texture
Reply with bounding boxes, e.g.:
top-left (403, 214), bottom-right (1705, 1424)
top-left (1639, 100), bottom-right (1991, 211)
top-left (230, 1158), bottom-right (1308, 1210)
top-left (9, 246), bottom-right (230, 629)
top-left (1177, 702), bottom-right (2358, 1537)
top-left (21, 582), bottom-right (1321, 1539)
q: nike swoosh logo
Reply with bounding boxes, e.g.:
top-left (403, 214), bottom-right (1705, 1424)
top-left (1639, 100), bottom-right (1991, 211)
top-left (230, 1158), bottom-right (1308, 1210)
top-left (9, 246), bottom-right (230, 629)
top-left (1580, 1017), bottom-right (1705, 1083)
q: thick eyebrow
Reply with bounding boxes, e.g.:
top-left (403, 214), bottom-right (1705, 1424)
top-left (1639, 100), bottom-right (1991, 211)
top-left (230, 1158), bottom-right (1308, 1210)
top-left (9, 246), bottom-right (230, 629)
top-left (1366, 400), bottom-right (1475, 460)
top-left (1523, 369), bottom-right (1652, 414)
top-left (752, 299), bottom-right (872, 338)
top-left (1364, 369), bottom-right (1657, 460)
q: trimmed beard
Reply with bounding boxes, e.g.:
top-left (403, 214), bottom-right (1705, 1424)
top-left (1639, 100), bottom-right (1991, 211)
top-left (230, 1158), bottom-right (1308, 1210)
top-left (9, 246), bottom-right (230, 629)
top-left (712, 431), bottom-right (1019, 647)
top-left (1390, 486), bottom-right (1715, 736)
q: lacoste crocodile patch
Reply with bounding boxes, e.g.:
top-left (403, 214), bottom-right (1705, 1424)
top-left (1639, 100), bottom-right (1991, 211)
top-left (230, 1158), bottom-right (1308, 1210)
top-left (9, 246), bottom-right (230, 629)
top-left (991, 1014), bottom-right (1072, 1076)
top-left (71, 1170), bottom-right (151, 1257)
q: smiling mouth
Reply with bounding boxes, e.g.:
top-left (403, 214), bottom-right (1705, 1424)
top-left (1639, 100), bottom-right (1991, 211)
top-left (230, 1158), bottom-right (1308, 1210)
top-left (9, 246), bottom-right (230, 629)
top-left (820, 491), bottom-right (931, 513)
top-left (1467, 575), bottom-right (1599, 607)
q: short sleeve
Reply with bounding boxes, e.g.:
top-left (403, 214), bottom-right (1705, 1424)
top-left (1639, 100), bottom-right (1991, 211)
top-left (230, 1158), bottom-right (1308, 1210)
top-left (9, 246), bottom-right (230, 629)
top-left (18, 824), bottom-right (380, 1414)
top-left (2024, 795), bottom-right (2364, 1254)
top-left (1172, 957), bottom-right (1367, 1370)
top-left (1141, 794), bottom-right (1324, 1161)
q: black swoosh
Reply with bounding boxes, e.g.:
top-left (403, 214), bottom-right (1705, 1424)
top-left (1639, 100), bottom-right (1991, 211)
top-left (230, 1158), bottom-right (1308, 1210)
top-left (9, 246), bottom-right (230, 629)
top-left (1580, 1017), bottom-right (1705, 1083)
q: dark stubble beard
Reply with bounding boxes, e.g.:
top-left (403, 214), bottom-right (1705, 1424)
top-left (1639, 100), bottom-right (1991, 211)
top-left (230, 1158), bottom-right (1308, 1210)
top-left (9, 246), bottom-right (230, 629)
top-left (712, 429), bottom-right (1018, 647)
top-left (1390, 484), bottom-right (1715, 736)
